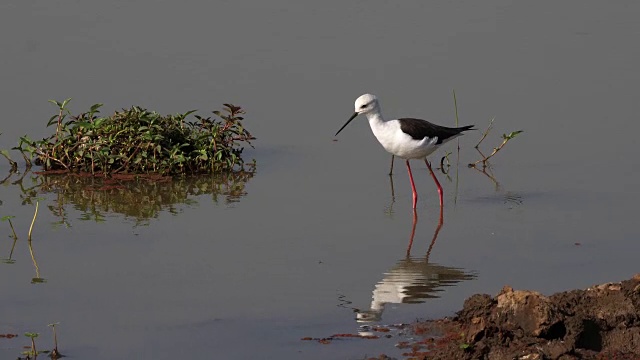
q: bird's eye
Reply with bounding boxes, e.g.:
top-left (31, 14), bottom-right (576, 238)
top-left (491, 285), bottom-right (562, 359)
top-left (360, 104), bottom-right (367, 109)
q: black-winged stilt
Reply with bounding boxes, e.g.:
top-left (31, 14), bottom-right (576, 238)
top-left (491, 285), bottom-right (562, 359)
top-left (335, 93), bottom-right (474, 209)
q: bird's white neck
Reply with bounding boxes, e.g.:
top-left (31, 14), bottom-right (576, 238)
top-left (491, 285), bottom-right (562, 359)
top-left (364, 108), bottom-right (386, 129)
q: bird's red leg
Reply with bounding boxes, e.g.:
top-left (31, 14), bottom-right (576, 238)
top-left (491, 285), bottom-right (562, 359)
top-left (406, 160), bottom-right (418, 209)
top-left (425, 160), bottom-right (443, 208)
top-left (406, 208), bottom-right (418, 256)
top-left (425, 205), bottom-right (444, 259)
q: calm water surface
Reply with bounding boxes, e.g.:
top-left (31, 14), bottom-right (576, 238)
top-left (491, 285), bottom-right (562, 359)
top-left (1, 1), bottom-right (639, 359)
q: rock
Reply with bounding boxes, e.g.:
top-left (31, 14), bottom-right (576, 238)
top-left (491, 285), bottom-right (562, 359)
top-left (492, 287), bottom-right (562, 338)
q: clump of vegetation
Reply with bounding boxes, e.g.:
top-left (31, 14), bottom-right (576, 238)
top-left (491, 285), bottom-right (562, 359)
top-left (14, 99), bottom-right (255, 175)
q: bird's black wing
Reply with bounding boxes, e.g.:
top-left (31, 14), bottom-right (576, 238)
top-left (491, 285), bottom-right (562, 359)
top-left (398, 118), bottom-right (474, 144)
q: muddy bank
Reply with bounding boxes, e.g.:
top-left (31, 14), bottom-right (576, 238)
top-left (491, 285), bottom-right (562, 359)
top-left (404, 274), bottom-right (640, 359)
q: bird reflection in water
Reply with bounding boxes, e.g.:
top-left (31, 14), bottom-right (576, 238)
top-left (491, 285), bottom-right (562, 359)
top-left (356, 204), bottom-right (476, 323)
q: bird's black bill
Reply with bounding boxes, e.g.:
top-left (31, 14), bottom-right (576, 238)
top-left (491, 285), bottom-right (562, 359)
top-left (335, 112), bottom-right (359, 137)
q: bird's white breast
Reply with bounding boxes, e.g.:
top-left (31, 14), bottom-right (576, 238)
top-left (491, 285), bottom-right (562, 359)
top-left (369, 119), bottom-right (439, 159)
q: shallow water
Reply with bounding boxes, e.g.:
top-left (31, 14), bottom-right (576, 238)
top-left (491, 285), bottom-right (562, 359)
top-left (1, 1), bottom-right (640, 359)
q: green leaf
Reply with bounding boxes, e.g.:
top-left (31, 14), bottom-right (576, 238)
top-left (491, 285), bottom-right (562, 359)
top-left (182, 110), bottom-right (197, 118)
top-left (74, 121), bottom-right (94, 129)
top-left (90, 103), bottom-right (104, 112)
top-left (503, 130), bottom-right (524, 139)
top-left (47, 114), bottom-right (60, 127)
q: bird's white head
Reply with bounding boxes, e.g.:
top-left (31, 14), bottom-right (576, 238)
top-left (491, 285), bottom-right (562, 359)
top-left (354, 93), bottom-right (379, 115)
top-left (335, 93), bottom-right (380, 137)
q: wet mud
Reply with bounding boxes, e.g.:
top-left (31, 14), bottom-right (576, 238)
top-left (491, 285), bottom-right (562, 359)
top-left (401, 274), bottom-right (640, 359)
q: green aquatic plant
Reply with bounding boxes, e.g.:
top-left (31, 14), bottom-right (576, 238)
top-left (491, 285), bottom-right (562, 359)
top-left (28, 201), bottom-right (45, 284)
top-left (18, 330), bottom-right (57, 359)
top-left (0, 132), bottom-right (18, 171)
top-left (0, 199), bottom-right (47, 278)
top-left (469, 117), bottom-right (523, 168)
top-left (13, 323), bottom-right (62, 359)
top-left (0, 150), bottom-right (18, 172)
top-left (48, 323), bottom-right (62, 359)
top-left (1, 215), bottom-right (18, 265)
top-left (28, 201), bottom-right (38, 241)
top-left (22, 332), bottom-right (40, 357)
top-left (13, 135), bottom-right (39, 169)
top-left (0, 215), bottom-right (18, 264)
top-left (17, 99), bottom-right (255, 175)
top-left (1, 215), bottom-right (18, 240)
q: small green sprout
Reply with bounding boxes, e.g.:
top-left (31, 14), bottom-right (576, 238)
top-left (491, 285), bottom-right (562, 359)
top-left (1, 215), bottom-right (18, 240)
top-left (23, 332), bottom-right (39, 357)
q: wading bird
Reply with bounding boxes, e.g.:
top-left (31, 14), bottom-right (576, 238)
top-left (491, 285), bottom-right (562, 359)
top-left (335, 94), bottom-right (473, 209)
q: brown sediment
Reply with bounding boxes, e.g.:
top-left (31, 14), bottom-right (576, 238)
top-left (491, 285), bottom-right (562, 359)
top-left (402, 274), bottom-right (640, 359)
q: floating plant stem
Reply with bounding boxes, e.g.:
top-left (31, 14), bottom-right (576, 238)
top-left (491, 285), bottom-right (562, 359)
top-left (2, 215), bottom-right (18, 240)
top-left (1, 216), bottom-right (18, 264)
top-left (452, 90), bottom-right (461, 204)
top-left (28, 201), bottom-right (39, 241)
top-left (28, 239), bottom-right (45, 283)
top-left (475, 117), bottom-right (495, 149)
top-left (5, 237), bottom-right (18, 264)
top-left (469, 159), bottom-right (501, 190)
top-left (453, 89), bottom-right (460, 128)
top-left (470, 130), bottom-right (523, 167)
top-left (440, 151), bottom-right (452, 174)
top-left (28, 202), bottom-right (45, 283)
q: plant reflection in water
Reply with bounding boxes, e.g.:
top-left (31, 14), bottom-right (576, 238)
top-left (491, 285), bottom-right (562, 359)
top-left (7, 167), bottom-right (255, 225)
top-left (1, 168), bottom-right (254, 283)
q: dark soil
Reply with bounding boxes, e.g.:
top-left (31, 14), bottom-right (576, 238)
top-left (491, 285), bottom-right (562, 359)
top-left (404, 274), bottom-right (640, 359)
